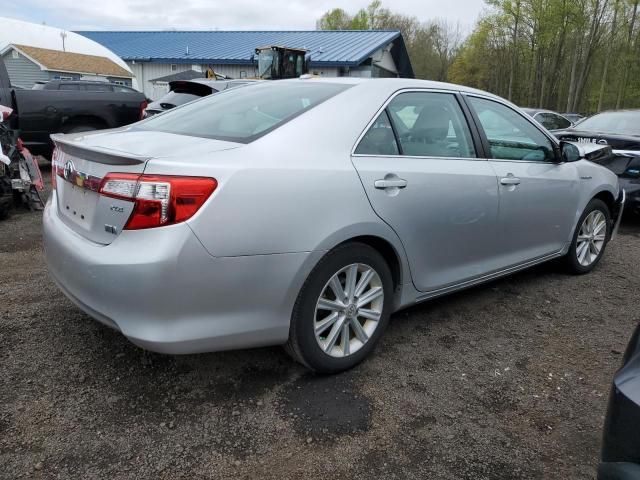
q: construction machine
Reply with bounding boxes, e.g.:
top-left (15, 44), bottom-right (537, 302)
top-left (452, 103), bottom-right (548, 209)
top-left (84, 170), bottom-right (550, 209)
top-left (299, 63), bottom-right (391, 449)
top-left (255, 46), bottom-right (309, 80)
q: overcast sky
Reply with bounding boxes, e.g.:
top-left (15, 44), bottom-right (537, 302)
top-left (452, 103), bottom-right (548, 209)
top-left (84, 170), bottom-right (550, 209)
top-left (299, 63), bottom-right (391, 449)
top-left (5, 0), bottom-right (487, 32)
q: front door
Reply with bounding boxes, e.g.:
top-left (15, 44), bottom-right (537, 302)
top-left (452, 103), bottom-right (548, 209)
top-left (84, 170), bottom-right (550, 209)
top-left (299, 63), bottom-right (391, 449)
top-left (352, 90), bottom-right (501, 292)
top-left (466, 96), bottom-right (581, 267)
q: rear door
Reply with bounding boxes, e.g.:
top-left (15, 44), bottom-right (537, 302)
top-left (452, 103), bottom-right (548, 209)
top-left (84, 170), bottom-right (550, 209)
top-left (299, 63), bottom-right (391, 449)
top-left (352, 90), bottom-right (501, 292)
top-left (465, 96), bottom-right (581, 266)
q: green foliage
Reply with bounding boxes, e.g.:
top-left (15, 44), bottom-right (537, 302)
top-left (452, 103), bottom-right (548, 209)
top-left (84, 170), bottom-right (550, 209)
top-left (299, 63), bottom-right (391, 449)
top-left (317, 1), bottom-right (462, 81)
top-left (453, 0), bottom-right (640, 112)
top-left (318, 0), bottom-right (640, 112)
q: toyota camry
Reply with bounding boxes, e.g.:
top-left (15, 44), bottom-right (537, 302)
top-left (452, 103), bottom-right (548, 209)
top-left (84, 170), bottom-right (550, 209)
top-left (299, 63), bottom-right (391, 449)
top-left (44, 78), bottom-right (624, 373)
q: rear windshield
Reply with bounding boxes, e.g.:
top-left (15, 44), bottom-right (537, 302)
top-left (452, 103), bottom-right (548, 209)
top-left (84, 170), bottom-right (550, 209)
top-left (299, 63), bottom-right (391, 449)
top-left (137, 82), bottom-right (351, 143)
top-left (577, 111), bottom-right (640, 136)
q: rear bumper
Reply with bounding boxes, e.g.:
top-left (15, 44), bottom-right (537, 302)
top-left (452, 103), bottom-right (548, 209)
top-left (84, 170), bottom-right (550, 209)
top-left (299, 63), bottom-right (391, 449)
top-left (43, 194), bottom-right (320, 354)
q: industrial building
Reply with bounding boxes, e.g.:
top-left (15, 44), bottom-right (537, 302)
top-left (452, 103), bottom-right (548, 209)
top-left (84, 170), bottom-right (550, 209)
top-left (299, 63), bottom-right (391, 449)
top-left (79, 30), bottom-right (414, 99)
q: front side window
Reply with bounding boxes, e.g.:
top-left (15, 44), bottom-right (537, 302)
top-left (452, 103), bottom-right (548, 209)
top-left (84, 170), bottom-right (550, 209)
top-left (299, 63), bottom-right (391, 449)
top-left (138, 82), bottom-right (351, 143)
top-left (469, 97), bottom-right (556, 162)
top-left (387, 92), bottom-right (476, 158)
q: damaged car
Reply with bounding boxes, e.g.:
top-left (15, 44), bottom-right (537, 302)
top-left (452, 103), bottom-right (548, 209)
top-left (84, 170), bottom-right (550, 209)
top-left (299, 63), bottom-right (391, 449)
top-left (555, 110), bottom-right (640, 216)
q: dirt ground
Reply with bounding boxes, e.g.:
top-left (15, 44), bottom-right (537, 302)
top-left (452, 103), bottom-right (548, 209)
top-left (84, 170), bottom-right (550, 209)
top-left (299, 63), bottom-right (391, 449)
top-left (1, 171), bottom-right (639, 480)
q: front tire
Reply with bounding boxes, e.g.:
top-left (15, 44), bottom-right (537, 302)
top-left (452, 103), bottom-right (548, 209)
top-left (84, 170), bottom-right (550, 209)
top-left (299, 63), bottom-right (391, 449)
top-left (286, 242), bottom-right (393, 374)
top-left (565, 199), bottom-right (611, 274)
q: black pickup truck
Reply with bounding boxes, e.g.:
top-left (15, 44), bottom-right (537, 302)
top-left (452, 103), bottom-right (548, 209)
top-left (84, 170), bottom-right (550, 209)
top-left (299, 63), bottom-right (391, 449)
top-left (0, 61), bottom-right (147, 157)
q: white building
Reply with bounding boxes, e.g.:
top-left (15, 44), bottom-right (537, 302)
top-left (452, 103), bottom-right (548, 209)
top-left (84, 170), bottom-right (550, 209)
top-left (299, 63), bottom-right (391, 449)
top-left (0, 17), bottom-right (135, 88)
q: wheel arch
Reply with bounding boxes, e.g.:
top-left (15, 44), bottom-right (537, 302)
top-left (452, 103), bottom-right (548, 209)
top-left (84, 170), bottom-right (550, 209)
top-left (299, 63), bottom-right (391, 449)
top-left (303, 222), bottom-right (414, 312)
top-left (335, 235), bottom-right (403, 292)
top-left (565, 184), bottom-right (616, 251)
top-left (592, 189), bottom-right (616, 215)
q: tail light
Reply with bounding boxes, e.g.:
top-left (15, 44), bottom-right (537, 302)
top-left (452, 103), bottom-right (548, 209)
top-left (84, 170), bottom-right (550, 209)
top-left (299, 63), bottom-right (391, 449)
top-left (99, 173), bottom-right (217, 230)
top-left (139, 100), bottom-right (148, 120)
top-left (51, 147), bottom-right (62, 189)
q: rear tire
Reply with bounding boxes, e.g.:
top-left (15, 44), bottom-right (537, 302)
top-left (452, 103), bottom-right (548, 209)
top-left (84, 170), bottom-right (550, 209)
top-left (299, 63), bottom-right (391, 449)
top-left (564, 199), bottom-right (611, 274)
top-left (286, 242), bottom-right (393, 374)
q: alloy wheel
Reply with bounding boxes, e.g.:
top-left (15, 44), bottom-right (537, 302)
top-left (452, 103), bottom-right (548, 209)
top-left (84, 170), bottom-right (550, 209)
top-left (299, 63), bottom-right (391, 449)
top-left (314, 263), bottom-right (384, 358)
top-left (576, 210), bottom-right (607, 267)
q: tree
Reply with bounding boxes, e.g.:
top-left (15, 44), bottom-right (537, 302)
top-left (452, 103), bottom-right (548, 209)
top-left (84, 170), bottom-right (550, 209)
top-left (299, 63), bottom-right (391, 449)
top-left (316, 8), bottom-right (352, 30)
top-left (317, 0), bottom-right (640, 111)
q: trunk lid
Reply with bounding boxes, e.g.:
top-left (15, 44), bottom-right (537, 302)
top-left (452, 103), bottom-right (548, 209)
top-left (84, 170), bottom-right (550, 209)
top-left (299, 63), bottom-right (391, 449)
top-left (51, 129), bottom-right (239, 244)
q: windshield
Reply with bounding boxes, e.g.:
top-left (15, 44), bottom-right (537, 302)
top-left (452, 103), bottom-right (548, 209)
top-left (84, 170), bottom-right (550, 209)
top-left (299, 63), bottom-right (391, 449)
top-left (258, 50), bottom-right (276, 79)
top-left (138, 82), bottom-right (351, 143)
top-left (576, 111), bottom-right (640, 136)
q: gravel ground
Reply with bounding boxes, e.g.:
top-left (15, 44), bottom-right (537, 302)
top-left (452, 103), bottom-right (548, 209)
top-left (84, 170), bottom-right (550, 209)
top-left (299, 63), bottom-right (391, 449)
top-left (1, 170), bottom-right (639, 479)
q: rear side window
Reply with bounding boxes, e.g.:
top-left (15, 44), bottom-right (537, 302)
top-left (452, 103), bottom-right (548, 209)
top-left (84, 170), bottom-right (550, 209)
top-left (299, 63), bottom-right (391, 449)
top-left (355, 111), bottom-right (399, 156)
top-left (387, 92), bottom-right (476, 158)
top-left (113, 85), bottom-right (135, 92)
top-left (355, 91), bottom-right (476, 158)
top-left (139, 82), bottom-right (351, 143)
top-left (85, 84), bottom-right (112, 92)
top-left (59, 83), bottom-right (81, 91)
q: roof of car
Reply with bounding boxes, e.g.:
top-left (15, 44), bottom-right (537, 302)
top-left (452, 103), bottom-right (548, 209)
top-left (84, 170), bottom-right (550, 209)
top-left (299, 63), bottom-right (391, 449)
top-left (276, 77), bottom-right (506, 100)
top-left (47, 79), bottom-right (114, 84)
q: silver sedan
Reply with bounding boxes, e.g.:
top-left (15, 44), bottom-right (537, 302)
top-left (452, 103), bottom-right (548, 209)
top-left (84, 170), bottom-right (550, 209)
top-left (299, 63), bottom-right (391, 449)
top-left (43, 78), bottom-right (624, 373)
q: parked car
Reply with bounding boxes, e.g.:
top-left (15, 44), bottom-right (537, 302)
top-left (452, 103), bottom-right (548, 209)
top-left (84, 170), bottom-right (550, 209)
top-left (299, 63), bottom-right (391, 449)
top-left (0, 62), bottom-right (147, 157)
top-left (43, 78), bottom-right (624, 373)
top-left (32, 80), bottom-right (140, 93)
top-left (562, 112), bottom-right (586, 124)
top-left (555, 110), bottom-right (640, 216)
top-left (599, 322), bottom-right (640, 480)
top-left (522, 108), bottom-right (573, 131)
top-left (143, 79), bottom-right (257, 117)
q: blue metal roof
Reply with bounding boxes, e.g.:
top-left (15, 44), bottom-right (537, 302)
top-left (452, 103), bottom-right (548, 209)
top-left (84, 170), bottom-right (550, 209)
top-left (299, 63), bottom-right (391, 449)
top-left (77, 30), bottom-right (413, 76)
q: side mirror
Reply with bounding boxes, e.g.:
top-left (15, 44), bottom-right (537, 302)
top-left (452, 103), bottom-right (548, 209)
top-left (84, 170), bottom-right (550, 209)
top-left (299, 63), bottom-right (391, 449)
top-left (560, 141), bottom-right (612, 163)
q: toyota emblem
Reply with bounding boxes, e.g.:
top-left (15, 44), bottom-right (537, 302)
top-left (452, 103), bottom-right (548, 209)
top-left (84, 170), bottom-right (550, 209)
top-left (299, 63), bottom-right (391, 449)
top-left (63, 160), bottom-right (75, 181)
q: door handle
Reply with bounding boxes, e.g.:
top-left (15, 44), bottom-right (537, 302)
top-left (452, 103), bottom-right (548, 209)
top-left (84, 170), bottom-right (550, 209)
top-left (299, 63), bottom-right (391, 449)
top-left (374, 178), bottom-right (408, 189)
top-left (500, 175), bottom-right (521, 186)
